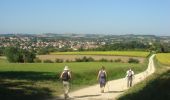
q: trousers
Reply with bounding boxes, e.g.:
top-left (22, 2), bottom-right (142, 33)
top-left (63, 81), bottom-right (70, 95)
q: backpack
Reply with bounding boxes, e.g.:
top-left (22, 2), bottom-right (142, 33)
top-left (62, 71), bottom-right (70, 81)
top-left (128, 70), bottom-right (133, 77)
top-left (100, 71), bottom-right (106, 78)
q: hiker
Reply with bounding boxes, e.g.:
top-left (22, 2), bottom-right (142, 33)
top-left (126, 68), bottom-right (134, 87)
top-left (97, 66), bottom-right (107, 93)
top-left (60, 66), bottom-right (71, 99)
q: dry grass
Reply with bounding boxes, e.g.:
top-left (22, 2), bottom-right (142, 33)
top-left (37, 55), bottom-right (145, 63)
top-left (50, 51), bottom-right (149, 57)
top-left (156, 53), bottom-right (170, 66)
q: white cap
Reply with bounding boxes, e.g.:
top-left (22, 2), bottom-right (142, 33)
top-left (64, 66), bottom-right (69, 71)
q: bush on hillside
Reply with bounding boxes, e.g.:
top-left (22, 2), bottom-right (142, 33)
top-left (65, 59), bottom-right (71, 62)
top-left (34, 58), bottom-right (42, 63)
top-left (55, 58), bottom-right (63, 63)
top-left (128, 58), bottom-right (139, 63)
top-left (114, 58), bottom-right (122, 62)
top-left (99, 58), bottom-right (109, 62)
top-left (75, 56), bottom-right (94, 62)
top-left (4, 47), bottom-right (36, 63)
top-left (43, 59), bottom-right (54, 63)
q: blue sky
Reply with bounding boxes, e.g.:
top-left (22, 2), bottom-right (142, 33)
top-left (0, 0), bottom-right (170, 35)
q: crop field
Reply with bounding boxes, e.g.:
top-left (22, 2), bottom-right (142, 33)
top-left (50, 51), bottom-right (149, 57)
top-left (0, 60), bottom-right (147, 100)
top-left (37, 54), bottom-right (145, 63)
top-left (156, 53), bottom-right (170, 66)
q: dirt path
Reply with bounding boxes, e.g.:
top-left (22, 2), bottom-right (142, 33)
top-left (57, 55), bottom-right (155, 100)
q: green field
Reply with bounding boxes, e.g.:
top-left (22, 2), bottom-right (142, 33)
top-left (0, 61), bottom-right (147, 100)
top-left (0, 51), bottom-right (150, 100)
top-left (50, 51), bottom-right (149, 57)
top-left (156, 53), bottom-right (170, 66)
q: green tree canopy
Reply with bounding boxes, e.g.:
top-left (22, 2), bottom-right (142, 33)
top-left (5, 47), bottom-right (35, 63)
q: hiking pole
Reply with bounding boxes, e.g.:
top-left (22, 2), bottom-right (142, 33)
top-left (106, 81), bottom-right (110, 92)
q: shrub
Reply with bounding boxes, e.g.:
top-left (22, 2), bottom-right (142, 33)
top-left (34, 58), bottom-right (42, 63)
top-left (82, 56), bottom-right (88, 62)
top-left (84, 57), bottom-right (95, 62)
top-left (110, 59), bottom-right (114, 62)
top-left (55, 58), bottom-right (63, 63)
top-left (65, 59), bottom-right (70, 62)
top-left (99, 58), bottom-right (108, 62)
top-left (75, 58), bottom-right (82, 62)
top-left (75, 56), bottom-right (94, 62)
top-left (128, 58), bottom-right (139, 63)
top-left (5, 47), bottom-right (36, 63)
top-left (114, 58), bottom-right (122, 62)
top-left (43, 59), bottom-right (54, 63)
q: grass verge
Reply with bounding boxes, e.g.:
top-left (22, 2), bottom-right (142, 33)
top-left (117, 55), bottom-right (170, 100)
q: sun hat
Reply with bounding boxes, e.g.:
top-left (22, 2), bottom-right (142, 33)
top-left (64, 66), bottom-right (69, 71)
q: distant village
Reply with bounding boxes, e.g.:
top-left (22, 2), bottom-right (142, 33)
top-left (0, 34), bottom-right (106, 51)
top-left (0, 33), bottom-right (170, 53)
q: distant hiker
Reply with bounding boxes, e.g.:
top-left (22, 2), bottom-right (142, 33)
top-left (97, 66), bottom-right (107, 93)
top-left (60, 66), bottom-right (71, 99)
top-left (126, 68), bottom-right (134, 87)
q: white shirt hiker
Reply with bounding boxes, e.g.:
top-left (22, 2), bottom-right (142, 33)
top-left (126, 69), bottom-right (134, 77)
top-left (126, 69), bottom-right (134, 87)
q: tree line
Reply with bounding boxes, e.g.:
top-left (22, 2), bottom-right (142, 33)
top-left (0, 40), bottom-right (170, 63)
top-left (91, 41), bottom-right (170, 53)
top-left (28, 41), bottom-right (170, 54)
top-left (4, 47), bottom-right (35, 63)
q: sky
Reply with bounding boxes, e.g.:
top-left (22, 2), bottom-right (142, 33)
top-left (0, 0), bottom-right (170, 36)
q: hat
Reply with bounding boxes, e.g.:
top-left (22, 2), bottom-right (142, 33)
top-left (64, 66), bottom-right (69, 71)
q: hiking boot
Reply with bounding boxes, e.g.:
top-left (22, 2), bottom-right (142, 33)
top-left (64, 93), bottom-right (69, 99)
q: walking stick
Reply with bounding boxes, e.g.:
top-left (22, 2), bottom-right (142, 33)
top-left (106, 81), bottom-right (110, 92)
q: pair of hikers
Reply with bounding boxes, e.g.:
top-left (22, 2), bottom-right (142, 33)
top-left (97, 66), bottom-right (135, 93)
top-left (60, 66), bottom-right (134, 98)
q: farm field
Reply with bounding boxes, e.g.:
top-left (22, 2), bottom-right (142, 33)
top-left (50, 51), bottom-right (149, 57)
top-left (0, 61), bottom-right (147, 100)
top-left (156, 53), bottom-right (170, 66)
top-left (37, 54), bottom-right (145, 63)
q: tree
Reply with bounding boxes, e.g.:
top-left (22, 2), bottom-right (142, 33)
top-left (0, 47), bottom-right (4, 56)
top-left (5, 47), bottom-right (23, 62)
top-left (22, 50), bottom-right (36, 63)
top-left (37, 48), bottom-right (49, 55)
top-left (5, 47), bottom-right (36, 63)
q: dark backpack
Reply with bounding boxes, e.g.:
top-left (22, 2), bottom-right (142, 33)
top-left (100, 71), bottom-right (106, 78)
top-left (62, 71), bottom-right (70, 81)
top-left (128, 70), bottom-right (133, 77)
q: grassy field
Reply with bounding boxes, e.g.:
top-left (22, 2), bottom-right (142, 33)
top-left (156, 53), bottom-right (170, 66)
top-left (117, 55), bottom-right (170, 100)
top-left (50, 51), bottom-right (149, 57)
top-left (0, 60), bottom-right (147, 100)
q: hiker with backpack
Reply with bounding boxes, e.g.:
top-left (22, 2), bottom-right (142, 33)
top-left (60, 66), bottom-right (71, 99)
top-left (97, 66), bottom-right (107, 93)
top-left (126, 68), bottom-right (134, 87)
